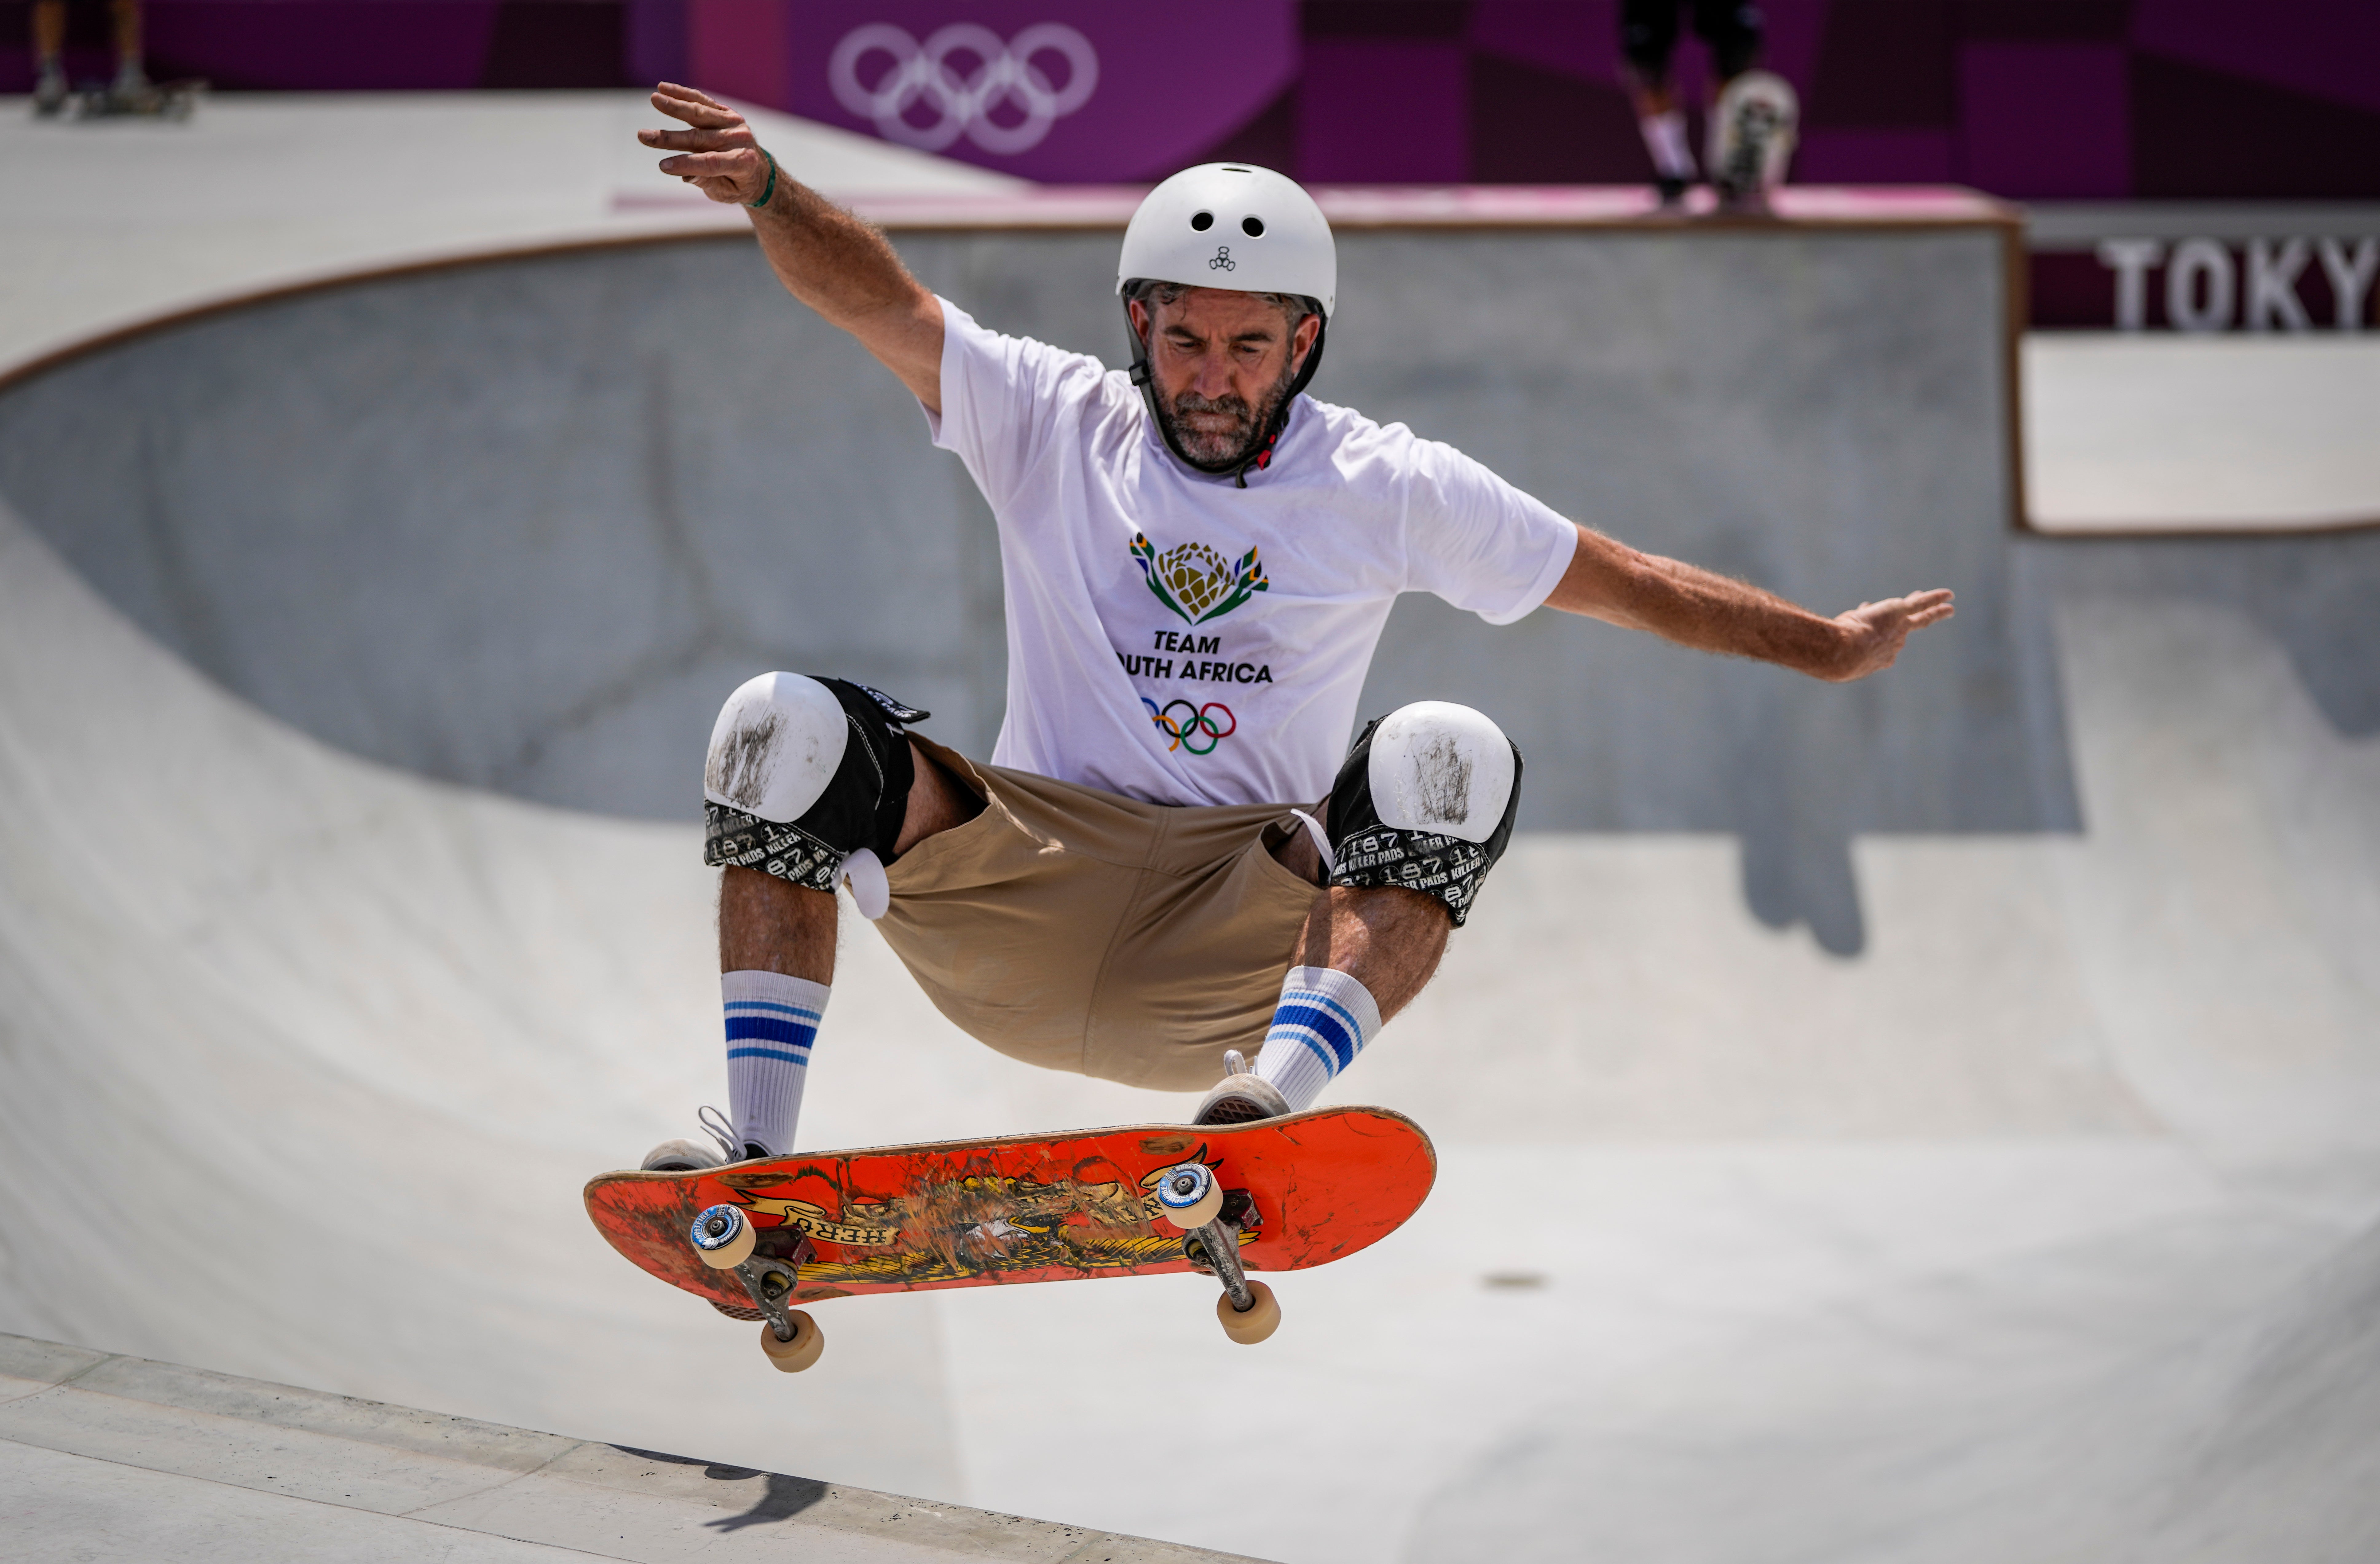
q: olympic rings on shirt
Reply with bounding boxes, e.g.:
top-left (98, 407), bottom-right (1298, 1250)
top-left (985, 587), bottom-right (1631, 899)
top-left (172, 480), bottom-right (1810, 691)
top-left (1142, 698), bottom-right (1237, 756)
top-left (828, 23), bottom-right (1099, 155)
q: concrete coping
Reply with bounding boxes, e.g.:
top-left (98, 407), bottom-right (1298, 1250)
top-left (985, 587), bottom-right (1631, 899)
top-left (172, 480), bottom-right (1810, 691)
top-left (615, 182), bottom-right (2023, 232)
top-left (0, 1331), bottom-right (1265, 1562)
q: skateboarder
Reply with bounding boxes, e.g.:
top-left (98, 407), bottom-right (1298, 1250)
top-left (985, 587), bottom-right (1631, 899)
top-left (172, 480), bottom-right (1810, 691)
top-left (632, 84), bottom-right (1953, 1173)
top-left (1621, 0), bottom-right (1782, 206)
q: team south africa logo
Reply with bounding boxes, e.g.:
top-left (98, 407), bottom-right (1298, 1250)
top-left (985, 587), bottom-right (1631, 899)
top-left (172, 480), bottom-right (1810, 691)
top-left (1131, 532), bottom-right (1267, 625)
top-left (1124, 532), bottom-right (1270, 756)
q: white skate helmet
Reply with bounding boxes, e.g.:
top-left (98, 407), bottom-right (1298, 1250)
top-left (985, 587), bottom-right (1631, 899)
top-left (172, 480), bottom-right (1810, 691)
top-left (1116, 163), bottom-right (1336, 482)
top-left (1116, 163), bottom-right (1336, 318)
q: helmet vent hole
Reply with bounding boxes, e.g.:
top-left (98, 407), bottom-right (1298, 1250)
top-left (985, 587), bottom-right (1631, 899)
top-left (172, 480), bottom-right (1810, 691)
top-left (1241, 216), bottom-right (1266, 237)
top-left (1189, 211), bottom-right (1214, 232)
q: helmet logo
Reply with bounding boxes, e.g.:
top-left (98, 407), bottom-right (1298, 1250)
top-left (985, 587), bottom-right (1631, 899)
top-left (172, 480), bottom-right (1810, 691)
top-left (1209, 246), bottom-right (1235, 272)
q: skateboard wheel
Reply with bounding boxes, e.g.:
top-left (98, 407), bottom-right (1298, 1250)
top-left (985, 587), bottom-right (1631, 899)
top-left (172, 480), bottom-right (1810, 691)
top-left (759, 1311), bottom-right (824, 1372)
top-left (1217, 1279), bottom-right (1280, 1345)
top-left (1156, 1163), bottom-right (1223, 1231)
top-left (690, 1204), bottom-right (755, 1269)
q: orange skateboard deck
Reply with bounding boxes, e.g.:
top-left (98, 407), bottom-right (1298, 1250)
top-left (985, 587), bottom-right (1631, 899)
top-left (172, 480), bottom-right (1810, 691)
top-left (585, 1107), bottom-right (1434, 1366)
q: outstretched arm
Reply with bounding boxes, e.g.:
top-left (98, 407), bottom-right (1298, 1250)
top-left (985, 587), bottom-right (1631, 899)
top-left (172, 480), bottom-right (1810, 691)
top-left (1545, 524), bottom-right (1955, 682)
top-left (640, 84), bottom-right (944, 412)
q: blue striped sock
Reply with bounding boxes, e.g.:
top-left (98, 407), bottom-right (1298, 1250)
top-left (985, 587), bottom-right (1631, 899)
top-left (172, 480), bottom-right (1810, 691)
top-left (723, 969), bottom-right (828, 1157)
top-left (1254, 966), bottom-right (1383, 1112)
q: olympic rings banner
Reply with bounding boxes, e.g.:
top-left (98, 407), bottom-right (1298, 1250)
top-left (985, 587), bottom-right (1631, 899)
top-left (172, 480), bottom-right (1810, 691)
top-left (827, 21), bottom-right (1098, 156)
top-left (782, 1), bottom-right (1297, 182)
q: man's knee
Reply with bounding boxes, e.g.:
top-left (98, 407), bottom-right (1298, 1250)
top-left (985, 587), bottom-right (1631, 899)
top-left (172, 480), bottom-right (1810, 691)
top-left (1322, 701), bottom-right (1521, 928)
top-left (700, 672), bottom-right (928, 898)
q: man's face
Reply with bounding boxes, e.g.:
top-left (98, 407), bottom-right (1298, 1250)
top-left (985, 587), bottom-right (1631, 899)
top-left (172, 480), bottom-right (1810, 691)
top-left (1129, 287), bottom-right (1322, 471)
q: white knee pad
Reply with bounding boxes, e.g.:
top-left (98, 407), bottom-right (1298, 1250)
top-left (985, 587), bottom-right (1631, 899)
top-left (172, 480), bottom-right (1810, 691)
top-left (1365, 701), bottom-right (1518, 844)
top-left (705, 672), bottom-right (851, 824)
top-left (702, 673), bottom-right (927, 916)
top-left (1326, 701), bottom-right (1522, 927)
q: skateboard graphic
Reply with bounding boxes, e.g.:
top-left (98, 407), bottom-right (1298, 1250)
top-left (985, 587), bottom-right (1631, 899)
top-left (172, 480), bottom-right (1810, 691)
top-left (585, 1107), bottom-right (1435, 1371)
top-left (1709, 69), bottom-right (1800, 209)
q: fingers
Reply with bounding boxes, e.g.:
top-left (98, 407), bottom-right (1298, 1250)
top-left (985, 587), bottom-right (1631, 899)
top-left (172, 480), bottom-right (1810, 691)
top-left (656, 149), bottom-right (758, 181)
top-left (1897, 587), bottom-right (1956, 630)
top-left (1855, 588), bottom-right (1956, 630)
top-left (641, 124), bottom-right (753, 153)
top-left (656, 81), bottom-right (729, 112)
top-left (648, 83), bottom-right (743, 130)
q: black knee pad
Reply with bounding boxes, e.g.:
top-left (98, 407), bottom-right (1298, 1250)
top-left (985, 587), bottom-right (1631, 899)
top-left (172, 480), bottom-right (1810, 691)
top-left (1325, 702), bottom-right (1522, 928)
top-left (701, 673), bottom-right (928, 893)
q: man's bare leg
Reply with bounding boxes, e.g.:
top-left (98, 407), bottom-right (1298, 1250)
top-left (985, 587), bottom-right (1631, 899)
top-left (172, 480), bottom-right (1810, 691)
top-left (717, 738), bottom-right (978, 978)
top-left (1190, 811), bottom-right (1458, 1124)
top-left (1293, 886), bottom-right (1450, 1023)
top-left (662, 739), bottom-right (980, 1167)
top-left (1266, 815), bottom-right (1452, 1022)
top-left (1198, 871), bottom-right (1452, 1122)
top-left (1225, 697), bottom-right (1520, 1125)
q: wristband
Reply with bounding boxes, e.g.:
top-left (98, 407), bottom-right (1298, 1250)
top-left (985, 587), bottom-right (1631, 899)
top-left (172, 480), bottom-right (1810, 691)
top-left (747, 149), bottom-right (778, 209)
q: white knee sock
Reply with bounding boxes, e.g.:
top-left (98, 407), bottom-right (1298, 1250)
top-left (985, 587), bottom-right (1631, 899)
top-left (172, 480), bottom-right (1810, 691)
top-left (1639, 108), bottom-right (1697, 179)
top-left (1254, 966), bottom-right (1383, 1112)
top-left (723, 969), bottom-right (828, 1156)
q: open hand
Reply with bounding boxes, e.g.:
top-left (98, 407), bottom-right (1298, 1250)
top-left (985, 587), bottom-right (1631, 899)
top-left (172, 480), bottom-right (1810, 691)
top-left (1827, 588), bottom-right (1956, 682)
top-left (640, 83), bottom-right (769, 204)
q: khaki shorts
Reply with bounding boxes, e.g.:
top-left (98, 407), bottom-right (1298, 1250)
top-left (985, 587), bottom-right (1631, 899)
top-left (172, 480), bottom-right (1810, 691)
top-left (876, 737), bottom-right (1322, 1092)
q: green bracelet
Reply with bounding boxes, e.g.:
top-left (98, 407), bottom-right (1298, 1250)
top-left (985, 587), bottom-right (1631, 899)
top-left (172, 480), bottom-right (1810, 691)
top-left (747, 149), bottom-right (778, 209)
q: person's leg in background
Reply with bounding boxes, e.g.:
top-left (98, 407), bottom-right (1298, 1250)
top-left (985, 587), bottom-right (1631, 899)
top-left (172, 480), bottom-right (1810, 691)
top-left (31, 0), bottom-right (68, 115)
top-left (1620, 0), bottom-right (1697, 204)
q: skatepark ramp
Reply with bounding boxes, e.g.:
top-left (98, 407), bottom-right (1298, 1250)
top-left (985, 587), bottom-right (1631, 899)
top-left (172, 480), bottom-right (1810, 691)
top-left (3, 199), bottom-right (2378, 1562)
top-left (0, 1330), bottom-right (1255, 1561)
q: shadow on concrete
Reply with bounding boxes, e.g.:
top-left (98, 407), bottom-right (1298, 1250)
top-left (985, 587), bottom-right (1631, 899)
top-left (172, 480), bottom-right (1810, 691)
top-left (609, 1445), bottom-right (831, 1530)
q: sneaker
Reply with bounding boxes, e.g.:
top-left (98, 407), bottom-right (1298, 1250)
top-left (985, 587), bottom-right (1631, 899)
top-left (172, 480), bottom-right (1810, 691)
top-left (1653, 174), bottom-right (1690, 209)
top-left (1192, 1050), bottom-right (1292, 1126)
top-left (34, 66), bottom-right (68, 118)
top-left (641, 1105), bottom-right (773, 1172)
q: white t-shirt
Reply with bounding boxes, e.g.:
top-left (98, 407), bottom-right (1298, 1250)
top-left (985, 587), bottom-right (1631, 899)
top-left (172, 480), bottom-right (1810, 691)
top-left (925, 299), bottom-right (1578, 808)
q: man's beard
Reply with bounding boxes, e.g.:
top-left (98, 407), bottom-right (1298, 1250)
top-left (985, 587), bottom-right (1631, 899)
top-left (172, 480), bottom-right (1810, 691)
top-left (1152, 360), bottom-right (1299, 472)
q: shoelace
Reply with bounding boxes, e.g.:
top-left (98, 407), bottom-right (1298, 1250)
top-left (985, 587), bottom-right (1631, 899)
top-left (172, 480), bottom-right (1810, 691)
top-left (695, 1104), bottom-right (741, 1163)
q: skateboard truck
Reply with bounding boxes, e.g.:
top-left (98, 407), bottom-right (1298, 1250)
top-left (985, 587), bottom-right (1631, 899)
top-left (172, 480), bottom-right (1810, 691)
top-left (690, 1203), bottom-right (826, 1372)
top-left (1154, 1162), bottom-right (1282, 1344)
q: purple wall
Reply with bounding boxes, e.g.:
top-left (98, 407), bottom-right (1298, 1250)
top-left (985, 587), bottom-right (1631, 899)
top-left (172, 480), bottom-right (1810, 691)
top-left (5, 0), bottom-right (2375, 199)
